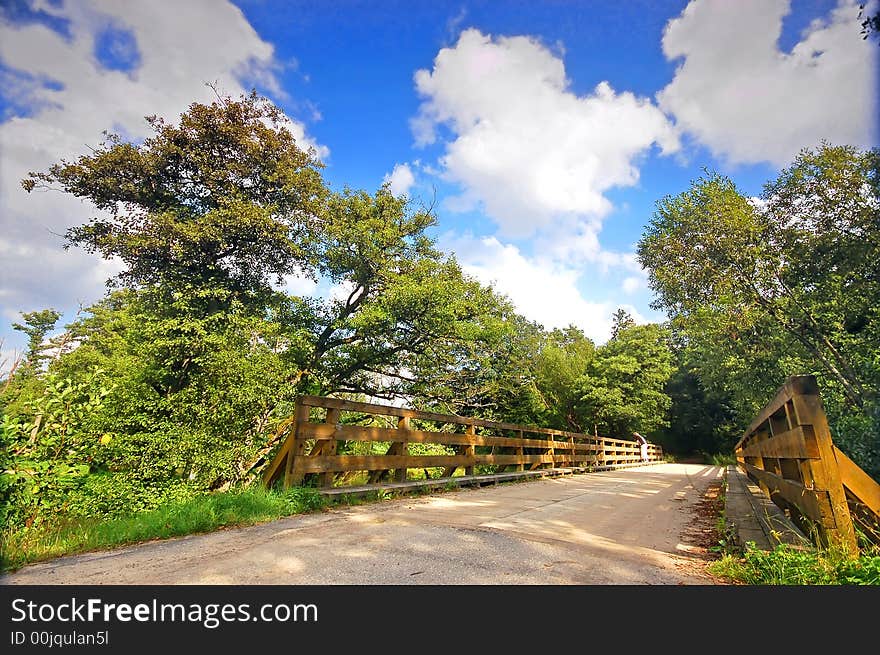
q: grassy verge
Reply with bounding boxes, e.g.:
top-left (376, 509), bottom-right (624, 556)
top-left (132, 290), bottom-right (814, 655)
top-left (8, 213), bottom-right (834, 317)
top-left (708, 468), bottom-right (879, 585)
top-left (0, 486), bottom-right (326, 573)
top-left (709, 542), bottom-right (880, 584)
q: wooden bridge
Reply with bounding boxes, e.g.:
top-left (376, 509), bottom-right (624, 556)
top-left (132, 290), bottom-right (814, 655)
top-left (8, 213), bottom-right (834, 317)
top-left (7, 379), bottom-right (879, 586)
top-left (735, 375), bottom-right (880, 554)
top-left (265, 376), bottom-right (880, 557)
top-left (8, 377), bottom-right (878, 586)
top-left (263, 395), bottom-right (664, 496)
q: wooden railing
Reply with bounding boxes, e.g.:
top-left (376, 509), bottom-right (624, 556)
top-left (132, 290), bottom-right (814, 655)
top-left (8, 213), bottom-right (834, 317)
top-left (264, 395), bottom-right (663, 491)
top-left (735, 375), bottom-right (880, 555)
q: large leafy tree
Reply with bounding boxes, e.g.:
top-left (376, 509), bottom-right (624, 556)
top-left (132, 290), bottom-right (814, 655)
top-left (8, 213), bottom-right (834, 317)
top-left (638, 144), bottom-right (879, 475)
top-left (22, 90), bottom-right (326, 298)
top-left (270, 186), bottom-right (519, 404)
top-left (533, 326), bottom-right (595, 431)
top-left (410, 310), bottom-right (547, 424)
top-left (638, 144), bottom-right (879, 411)
top-left (574, 321), bottom-right (674, 438)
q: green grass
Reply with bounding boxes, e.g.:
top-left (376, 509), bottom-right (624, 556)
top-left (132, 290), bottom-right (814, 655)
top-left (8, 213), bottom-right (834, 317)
top-left (0, 486), bottom-right (326, 573)
top-left (709, 542), bottom-right (880, 585)
top-left (709, 453), bottom-right (737, 466)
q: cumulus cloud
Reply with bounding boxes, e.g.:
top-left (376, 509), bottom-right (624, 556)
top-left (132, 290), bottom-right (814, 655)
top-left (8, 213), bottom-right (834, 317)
top-left (383, 162), bottom-right (416, 196)
top-left (411, 28), bottom-right (679, 240)
top-left (281, 268), bottom-right (320, 298)
top-left (658, 0), bottom-right (877, 166)
top-left (0, 0), bottom-right (325, 329)
top-left (622, 276), bottom-right (643, 295)
top-left (439, 232), bottom-right (645, 343)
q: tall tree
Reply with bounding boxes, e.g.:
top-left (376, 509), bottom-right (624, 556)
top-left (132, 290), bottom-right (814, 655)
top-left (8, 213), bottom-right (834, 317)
top-left (533, 326), bottom-right (595, 431)
top-left (22, 91), bottom-right (326, 298)
top-left (12, 309), bottom-right (61, 367)
top-left (637, 145), bottom-right (880, 411)
top-left (282, 186), bottom-right (516, 404)
top-left (574, 323), bottom-right (674, 438)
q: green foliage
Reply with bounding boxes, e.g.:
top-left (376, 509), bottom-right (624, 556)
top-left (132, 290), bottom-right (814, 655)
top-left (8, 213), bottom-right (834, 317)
top-left (709, 453), bottom-right (737, 466)
top-left (533, 326), bottom-right (595, 431)
top-left (1, 369), bottom-right (114, 530)
top-left (11, 309), bottom-right (61, 367)
top-left (23, 91), bottom-right (325, 296)
top-left (659, 357), bottom-right (740, 456)
top-left (710, 543), bottom-right (880, 585)
top-left (574, 321), bottom-right (674, 438)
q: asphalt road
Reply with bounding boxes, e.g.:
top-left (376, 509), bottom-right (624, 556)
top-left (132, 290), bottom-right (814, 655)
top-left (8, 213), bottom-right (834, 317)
top-left (2, 463), bottom-right (723, 585)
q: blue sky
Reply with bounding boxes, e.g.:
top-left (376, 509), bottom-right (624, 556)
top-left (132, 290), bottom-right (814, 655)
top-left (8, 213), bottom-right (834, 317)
top-left (0, 0), bottom-right (877, 365)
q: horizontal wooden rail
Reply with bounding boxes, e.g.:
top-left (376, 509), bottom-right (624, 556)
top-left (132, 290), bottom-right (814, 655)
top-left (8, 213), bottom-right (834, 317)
top-left (264, 395), bottom-right (663, 492)
top-left (734, 375), bottom-right (880, 554)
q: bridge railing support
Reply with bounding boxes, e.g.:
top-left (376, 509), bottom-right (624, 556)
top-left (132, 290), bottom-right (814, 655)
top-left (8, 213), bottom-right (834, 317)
top-left (735, 375), bottom-right (880, 555)
top-left (263, 396), bottom-right (663, 492)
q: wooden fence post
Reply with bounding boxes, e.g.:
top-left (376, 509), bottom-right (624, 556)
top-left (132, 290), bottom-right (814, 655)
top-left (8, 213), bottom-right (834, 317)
top-left (284, 401), bottom-right (311, 489)
top-left (791, 392), bottom-right (858, 555)
top-left (465, 424), bottom-right (476, 476)
top-left (517, 430), bottom-right (525, 471)
top-left (395, 416), bottom-right (410, 482)
top-left (317, 407), bottom-right (340, 488)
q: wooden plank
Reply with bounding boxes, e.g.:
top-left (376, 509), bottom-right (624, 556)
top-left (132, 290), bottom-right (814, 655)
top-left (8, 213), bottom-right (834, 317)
top-left (297, 453), bottom-right (562, 473)
top-left (261, 418), bottom-right (296, 487)
top-left (743, 463), bottom-right (825, 522)
top-left (298, 422), bottom-right (599, 452)
top-left (791, 393), bottom-right (858, 553)
top-left (740, 426), bottom-right (820, 460)
top-left (835, 445), bottom-right (880, 516)
top-left (737, 375), bottom-right (819, 449)
top-left (298, 394), bottom-right (647, 448)
top-left (298, 455), bottom-right (467, 473)
top-left (299, 395), bottom-right (569, 436)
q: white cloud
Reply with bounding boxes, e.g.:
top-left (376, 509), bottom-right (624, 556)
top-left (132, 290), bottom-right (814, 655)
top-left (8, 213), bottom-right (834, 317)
top-left (439, 232), bottom-right (644, 344)
top-left (280, 268), bottom-right (319, 298)
top-left (0, 0), bottom-right (325, 329)
top-left (622, 276), bottom-right (643, 295)
top-left (658, 0), bottom-right (877, 166)
top-left (383, 162), bottom-right (416, 196)
top-left (411, 28), bottom-right (679, 240)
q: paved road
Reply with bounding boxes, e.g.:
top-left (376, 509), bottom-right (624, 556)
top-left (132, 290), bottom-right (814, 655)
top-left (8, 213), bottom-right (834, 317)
top-left (2, 463), bottom-right (723, 585)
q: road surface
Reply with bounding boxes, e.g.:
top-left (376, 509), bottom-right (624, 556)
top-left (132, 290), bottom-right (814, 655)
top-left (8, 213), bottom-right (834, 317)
top-left (2, 463), bottom-right (724, 585)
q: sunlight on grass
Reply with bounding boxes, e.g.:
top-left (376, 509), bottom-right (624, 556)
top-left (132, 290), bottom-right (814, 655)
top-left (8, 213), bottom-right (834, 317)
top-left (709, 542), bottom-right (880, 585)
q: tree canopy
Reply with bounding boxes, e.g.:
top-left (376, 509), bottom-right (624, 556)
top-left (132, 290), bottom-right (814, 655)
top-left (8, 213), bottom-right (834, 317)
top-left (638, 143), bottom-right (880, 476)
top-left (23, 91), bottom-right (326, 297)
